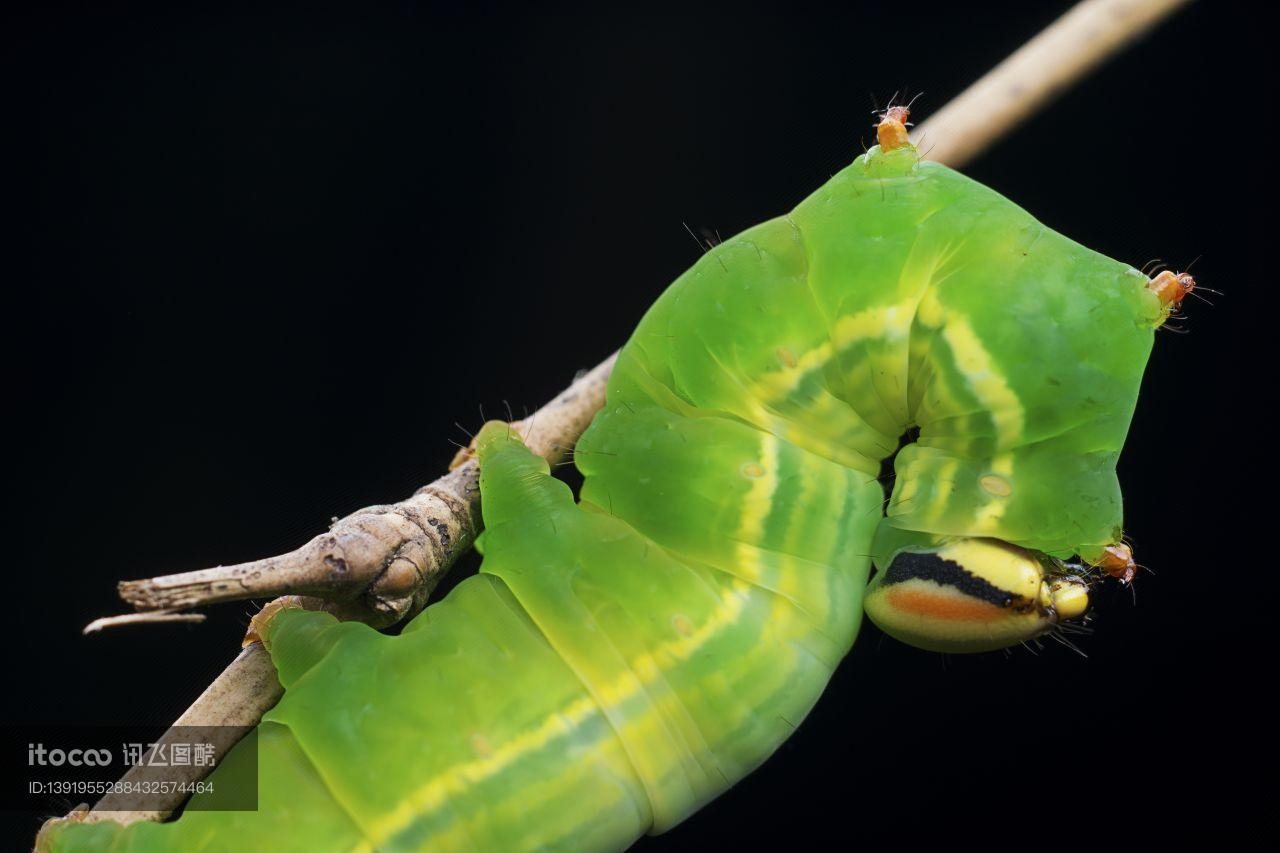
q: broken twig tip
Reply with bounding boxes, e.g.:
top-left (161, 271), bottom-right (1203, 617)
top-left (83, 611), bottom-right (207, 635)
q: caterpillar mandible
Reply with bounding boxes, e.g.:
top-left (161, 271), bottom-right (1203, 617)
top-left (39, 105), bottom-right (1188, 852)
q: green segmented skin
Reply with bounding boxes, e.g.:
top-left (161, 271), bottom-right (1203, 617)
top-left (41, 142), bottom-right (1162, 852)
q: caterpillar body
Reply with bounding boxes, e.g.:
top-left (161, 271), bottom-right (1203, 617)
top-left (40, 119), bottom-right (1177, 851)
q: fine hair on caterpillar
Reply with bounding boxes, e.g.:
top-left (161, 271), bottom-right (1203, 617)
top-left (871, 90), bottom-right (923, 125)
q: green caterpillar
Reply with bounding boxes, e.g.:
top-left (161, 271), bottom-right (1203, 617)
top-left (39, 113), bottom-right (1181, 851)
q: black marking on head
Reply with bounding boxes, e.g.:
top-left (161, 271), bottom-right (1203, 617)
top-left (881, 551), bottom-right (1017, 609)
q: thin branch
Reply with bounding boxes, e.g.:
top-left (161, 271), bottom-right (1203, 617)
top-left (912, 0), bottom-right (1194, 165)
top-left (115, 463), bottom-right (481, 628)
top-left (56, 644), bottom-right (283, 829)
top-left (62, 0), bottom-right (1194, 831)
top-left (108, 355), bottom-right (617, 628)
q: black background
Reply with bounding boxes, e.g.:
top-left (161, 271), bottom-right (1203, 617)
top-left (5, 1), bottom-right (1274, 849)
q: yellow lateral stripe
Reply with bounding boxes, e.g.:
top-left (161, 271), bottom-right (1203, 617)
top-left (973, 453), bottom-right (1015, 532)
top-left (733, 431), bottom-right (780, 573)
top-left (365, 577), bottom-right (757, 848)
top-left (749, 340), bottom-right (833, 400)
top-left (831, 303), bottom-right (913, 349)
top-left (916, 457), bottom-right (961, 526)
top-left (632, 579), bottom-right (753, 678)
top-left (940, 316), bottom-right (1024, 448)
top-left (361, 693), bottom-right (601, 849)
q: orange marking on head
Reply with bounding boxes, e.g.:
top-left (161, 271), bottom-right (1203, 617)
top-left (1094, 543), bottom-right (1137, 585)
top-left (885, 586), bottom-right (1004, 622)
top-left (1148, 270), bottom-right (1196, 306)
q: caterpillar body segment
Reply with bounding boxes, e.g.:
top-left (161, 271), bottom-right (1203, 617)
top-left (593, 142), bottom-right (1159, 567)
top-left (41, 136), bottom-right (1166, 851)
top-left (43, 423), bottom-right (880, 851)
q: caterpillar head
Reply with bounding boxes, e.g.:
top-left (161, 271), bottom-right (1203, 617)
top-left (863, 538), bottom-right (1090, 654)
